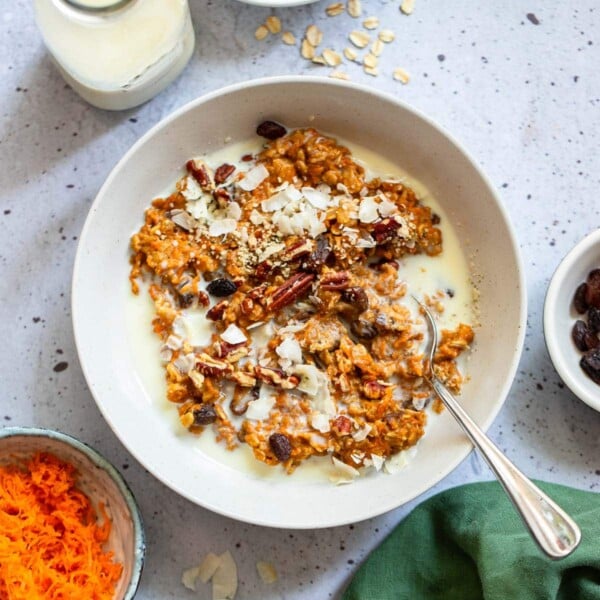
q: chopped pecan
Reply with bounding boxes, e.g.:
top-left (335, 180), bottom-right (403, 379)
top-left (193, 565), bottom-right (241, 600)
top-left (282, 239), bottom-right (313, 262)
top-left (372, 218), bottom-right (401, 244)
top-left (214, 340), bottom-right (249, 363)
top-left (185, 158), bottom-right (214, 190)
top-left (247, 283), bottom-right (269, 300)
top-left (195, 353), bottom-right (233, 377)
top-left (214, 163), bottom-right (236, 184)
top-left (268, 273), bottom-right (315, 312)
top-left (320, 271), bottom-right (350, 291)
top-left (213, 187), bottom-right (231, 206)
top-left (228, 370), bottom-right (258, 388)
top-left (254, 260), bottom-right (274, 281)
top-left (254, 365), bottom-right (300, 389)
top-left (363, 379), bottom-right (392, 400)
top-left (332, 415), bottom-right (352, 436)
top-left (206, 300), bottom-right (229, 321)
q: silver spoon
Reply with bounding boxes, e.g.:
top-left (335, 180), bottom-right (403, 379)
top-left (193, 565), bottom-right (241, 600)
top-left (416, 299), bottom-right (581, 559)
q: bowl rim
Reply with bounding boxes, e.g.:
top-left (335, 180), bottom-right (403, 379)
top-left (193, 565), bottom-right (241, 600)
top-left (543, 228), bottom-right (600, 412)
top-left (72, 75), bottom-right (527, 527)
top-left (0, 426), bottom-right (146, 599)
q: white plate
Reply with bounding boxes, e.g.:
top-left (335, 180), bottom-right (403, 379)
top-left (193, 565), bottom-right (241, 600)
top-left (72, 77), bottom-right (526, 528)
top-left (234, 0), bottom-right (318, 6)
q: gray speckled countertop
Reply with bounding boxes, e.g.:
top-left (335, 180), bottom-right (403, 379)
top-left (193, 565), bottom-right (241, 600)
top-left (1, 0), bottom-right (600, 598)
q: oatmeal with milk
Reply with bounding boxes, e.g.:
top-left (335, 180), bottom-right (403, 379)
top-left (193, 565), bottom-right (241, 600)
top-left (129, 122), bottom-right (474, 483)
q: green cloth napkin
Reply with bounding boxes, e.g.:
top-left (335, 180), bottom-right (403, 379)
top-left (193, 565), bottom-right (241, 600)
top-left (343, 481), bottom-right (600, 600)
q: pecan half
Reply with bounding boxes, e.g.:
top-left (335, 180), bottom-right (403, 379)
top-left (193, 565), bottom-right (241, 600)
top-left (320, 271), bottom-right (350, 291)
top-left (195, 353), bottom-right (233, 377)
top-left (332, 415), bottom-right (352, 436)
top-left (214, 163), bottom-right (236, 184)
top-left (185, 158), bottom-right (214, 190)
top-left (254, 260), bottom-right (274, 281)
top-left (372, 218), bottom-right (401, 244)
top-left (206, 300), bottom-right (229, 321)
top-left (254, 365), bottom-right (300, 389)
top-left (214, 340), bottom-right (249, 363)
top-left (268, 273), bottom-right (315, 312)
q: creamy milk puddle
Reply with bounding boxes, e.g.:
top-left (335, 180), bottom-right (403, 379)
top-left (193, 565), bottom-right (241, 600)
top-left (126, 136), bottom-right (474, 483)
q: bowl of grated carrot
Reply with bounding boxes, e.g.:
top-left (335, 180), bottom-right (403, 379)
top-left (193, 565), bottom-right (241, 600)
top-left (0, 426), bottom-right (145, 600)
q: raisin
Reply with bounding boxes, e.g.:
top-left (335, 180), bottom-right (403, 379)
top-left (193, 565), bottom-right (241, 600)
top-left (256, 120), bottom-right (287, 140)
top-left (581, 348), bottom-right (600, 384)
top-left (269, 433), bottom-right (292, 462)
top-left (431, 213), bottom-right (441, 225)
top-left (179, 293), bottom-right (195, 308)
top-left (193, 404), bottom-right (217, 426)
top-left (589, 307), bottom-right (600, 333)
top-left (585, 269), bottom-right (600, 309)
top-left (572, 320), bottom-right (598, 351)
top-left (207, 278), bottom-right (237, 297)
top-left (342, 287), bottom-right (369, 314)
top-left (302, 235), bottom-right (332, 272)
top-left (573, 282), bottom-right (589, 314)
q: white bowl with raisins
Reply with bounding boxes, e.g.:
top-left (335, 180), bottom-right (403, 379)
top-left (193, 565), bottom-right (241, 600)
top-left (544, 229), bottom-right (600, 412)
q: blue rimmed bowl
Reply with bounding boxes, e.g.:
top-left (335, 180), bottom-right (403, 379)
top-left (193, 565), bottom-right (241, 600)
top-left (0, 427), bottom-right (145, 599)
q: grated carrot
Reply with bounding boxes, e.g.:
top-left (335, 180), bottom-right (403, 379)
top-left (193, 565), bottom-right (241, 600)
top-left (0, 452), bottom-right (123, 600)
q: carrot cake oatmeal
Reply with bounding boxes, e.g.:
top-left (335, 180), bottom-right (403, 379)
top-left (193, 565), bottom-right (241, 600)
top-left (129, 122), bottom-right (474, 480)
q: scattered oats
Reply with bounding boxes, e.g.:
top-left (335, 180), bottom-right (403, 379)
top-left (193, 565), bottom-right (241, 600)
top-left (282, 31), bottom-right (296, 45)
top-left (254, 25), bottom-right (269, 41)
top-left (326, 2), bottom-right (345, 16)
top-left (329, 70), bottom-right (350, 80)
top-left (256, 561), bottom-right (278, 584)
top-left (364, 65), bottom-right (379, 77)
top-left (371, 38), bottom-right (384, 57)
top-left (393, 67), bottom-right (410, 84)
top-left (265, 15), bottom-right (281, 34)
top-left (347, 0), bottom-right (362, 18)
top-left (301, 38), bottom-right (316, 59)
top-left (400, 0), bottom-right (415, 15)
top-left (343, 47), bottom-right (358, 61)
top-left (212, 551), bottom-right (238, 600)
top-left (305, 24), bottom-right (323, 47)
top-left (378, 29), bottom-right (395, 43)
top-left (323, 48), bottom-right (342, 67)
top-left (181, 566), bottom-right (200, 591)
top-left (363, 53), bottom-right (378, 68)
top-left (363, 16), bottom-right (379, 30)
top-left (349, 29), bottom-right (370, 48)
top-left (312, 55), bottom-right (327, 65)
top-left (198, 553), bottom-right (222, 584)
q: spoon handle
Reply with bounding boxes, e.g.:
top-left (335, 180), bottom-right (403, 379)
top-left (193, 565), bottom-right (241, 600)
top-left (431, 378), bottom-right (581, 559)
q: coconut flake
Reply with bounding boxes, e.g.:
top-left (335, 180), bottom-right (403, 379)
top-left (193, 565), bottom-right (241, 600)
top-left (208, 219), bottom-right (237, 237)
top-left (212, 551), bottom-right (237, 600)
top-left (294, 364), bottom-right (335, 415)
top-left (351, 451), bottom-right (365, 464)
top-left (258, 242), bottom-right (285, 262)
top-left (246, 385), bottom-right (276, 420)
top-left (226, 202), bottom-right (242, 220)
top-left (275, 337), bottom-right (303, 364)
top-left (186, 197), bottom-right (211, 221)
top-left (180, 175), bottom-right (203, 200)
top-left (172, 316), bottom-right (187, 339)
top-left (166, 334), bottom-right (183, 350)
top-left (239, 164), bottom-right (269, 191)
top-left (278, 321), bottom-right (307, 335)
top-left (249, 209), bottom-right (266, 225)
top-left (358, 196), bottom-right (380, 223)
top-left (256, 561), bottom-right (278, 584)
top-left (371, 454), bottom-right (385, 471)
top-left (173, 353), bottom-right (196, 374)
top-left (352, 424), bottom-right (371, 442)
top-left (310, 412), bottom-right (331, 433)
top-left (329, 456), bottom-right (360, 485)
top-left (221, 324), bottom-right (247, 345)
top-left (181, 566), bottom-right (200, 591)
top-left (384, 447), bottom-right (417, 474)
top-left (198, 552), bottom-right (222, 584)
top-left (356, 234), bottom-right (376, 248)
top-left (302, 186), bottom-right (331, 210)
top-left (378, 196), bottom-right (397, 217)
top-left (170, 209), bottom-right (197, 232)
top-left (159, 345), bottom-right (173, 362)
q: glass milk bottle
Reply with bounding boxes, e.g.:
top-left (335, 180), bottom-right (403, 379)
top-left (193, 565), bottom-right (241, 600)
top-left (33, 0), bottom-right (195, 110)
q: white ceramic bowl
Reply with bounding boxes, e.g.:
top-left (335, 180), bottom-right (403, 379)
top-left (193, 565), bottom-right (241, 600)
top-left (544, 229), bottom-right (600, 411)
top-left (0, 427), bottom-right (145, 599)
top-left (72, 76), bottom-right (526, 528)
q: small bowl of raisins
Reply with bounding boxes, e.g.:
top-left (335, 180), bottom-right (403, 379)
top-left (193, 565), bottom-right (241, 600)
top-left (544, 229), bottom-right (600, 411)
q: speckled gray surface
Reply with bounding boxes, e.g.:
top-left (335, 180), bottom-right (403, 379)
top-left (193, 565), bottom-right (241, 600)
top-left (1, 0), bottom-right (600, 598)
